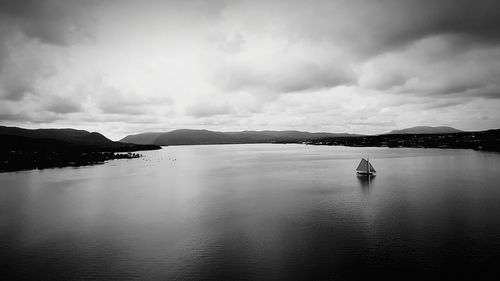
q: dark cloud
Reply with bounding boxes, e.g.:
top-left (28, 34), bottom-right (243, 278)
top-left (361, 0), bottom-right (500, 54)
top-left (217, 60), bottom-right (355, 94)
top-left (90, 80), bottom-right (173, 115)
top-left (422, 100), bottom-right (464, 110)
top-left (186, 103), bottom-right (233, 118)
top-left (1, 0), bottom-right (499, 133)
top-left (361, 35), bottom-right (500, 99)
top-left (0, 36), bottom-right (58, 101)
top-left (250, 0), bottom-right (500, 57)
top-left (393, 79), bottom-right (500, 99)
top-left (0, 113), bottom-right (30, 122)
top-left (0, 75), bottom-right (34, 101)
top-left (0, 0), bottom-right (96, 45)
top-left (99, 99), bottom-right (148, 115)
top-left (94, 86), bottom-right (144, 115)
top-left (214, 0), bottom-right (500, 95)
top-left (0, 0), bottom-right (98, 74)
top-left (349, 120), bottom-right (396, 127)
top-left (0, 0), bottom-right (99, 103)
top-left (465, 86), bottom-right (500, 100)
top-left (0, 111), bottom-right (62, 123)
top-left (394, 81), bottom-right (500, 100)
top-left (45, 96), bottom-right (82, 114)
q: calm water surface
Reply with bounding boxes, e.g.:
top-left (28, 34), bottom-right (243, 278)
top-left (1, 144), bottom-right (500, 280)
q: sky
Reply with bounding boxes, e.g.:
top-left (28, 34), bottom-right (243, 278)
top-left (1, 0), bottom-right (500, 140)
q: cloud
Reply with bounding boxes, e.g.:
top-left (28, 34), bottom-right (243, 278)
top-left (421, 100), bottom-right (464, 110)
top-left (186, 102), bottom-right (234, 118)
top-left (0, 0), bottom-right (96, 46)
top-left (45, 96), bottom-right (82, 114)
top-left (211, 32), bottom-right (246, 54)
top-left (352, 0), bottom-right (500, 54)
top-left (0, 35), bottom-right (59, 101)
top-left (215, 38), bottom-right (356, 94)
top-left (359, 35), bottom-right (500, 99)
top-left (218, 0), bottom-right (500, 59)
top-left (349, 120), bottom-right (396, 127)
top-left (1, 0), bottom-right (500, 138)
top-left (71, 75), bottom-right (174, 116)
top-left (0, 0), bottom-right (98, 100)
top-left (217, 59), bottom-right (355, 94)
top-left (0, 113), bottom-right (31, 122)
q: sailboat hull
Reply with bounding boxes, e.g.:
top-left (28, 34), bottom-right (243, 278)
top-left (356, 171), bottom-right (375, 175)
top-left (356, 158), bottom-right (376, 175)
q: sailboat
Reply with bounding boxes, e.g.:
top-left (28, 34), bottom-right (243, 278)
top-left (356, 156), bottom-right (376, 175)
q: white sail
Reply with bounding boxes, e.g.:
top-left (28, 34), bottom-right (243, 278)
top-left (368, 162), bottom-right (376, 173)
top-left (356, 158), bottom-right (376, 173)
top-left (356, 158), bottom-right (368, 172)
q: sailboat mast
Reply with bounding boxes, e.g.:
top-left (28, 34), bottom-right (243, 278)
top-left (367, 155), bottom-right (369, 174)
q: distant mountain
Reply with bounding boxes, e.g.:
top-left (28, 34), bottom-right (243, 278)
top-left (120, 129), bottom-right (361, 145)
top-left (1, 125), bottom-right (161, 172)
top-left (120, 132), bottom-right (164, 145)
top-left (0, 126), bottom-right (113, 146)
top-left (0, 125), bottom-right (160, 152)
top-left (154, 129), bottom-right (235, 145)
top-left (386, 126), bottom-right (463, 135)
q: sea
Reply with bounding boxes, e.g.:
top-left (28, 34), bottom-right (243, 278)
top-left (1, 144), bottom-right (499, 280)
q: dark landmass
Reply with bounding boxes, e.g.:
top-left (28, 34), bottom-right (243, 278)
top-left (121, 129), bottom-right (361, 145)
top-left (386, 126), bottom-right (463, 135)
top-left (0, 125), bottom-right (161, 172)
top-left (120, 132), bottom-right (164, 145)
top-left (3, 124), bottom-right (498, 172)
top-left (119, 127), bottom-right (499, 151)
top-left (306, 129), bottom-right (500, 152)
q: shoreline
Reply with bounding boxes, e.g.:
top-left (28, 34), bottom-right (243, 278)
top-left (0, 151), bottom-right (144, 173)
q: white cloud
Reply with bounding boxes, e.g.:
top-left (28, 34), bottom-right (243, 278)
top-left (359, 35), bottom-right (500, 100)
top-left (1, 0), bottom-right (500, 140)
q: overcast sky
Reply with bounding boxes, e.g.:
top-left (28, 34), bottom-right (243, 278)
top-left (1, 0), bottom-right (499, 140)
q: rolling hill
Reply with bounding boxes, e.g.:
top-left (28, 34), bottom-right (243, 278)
top-left (386, 126), bottom-right (463, 135)
top-left (120, 132), bottom-right (164, 145)
top-left (0, 125), bottom-right (160, 152)
top-left (0, 125), bottom-right (161, 172)
top-left (120, 129), bottom-right (361, 145)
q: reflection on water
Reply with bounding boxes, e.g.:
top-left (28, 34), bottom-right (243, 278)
top-left (1, 144), bottom-right (500, 280)
top-left (357, 174), bottom-right (375, 191)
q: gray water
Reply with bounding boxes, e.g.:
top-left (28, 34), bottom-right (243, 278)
top-left (1, 144), bottom-right (500, 280)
